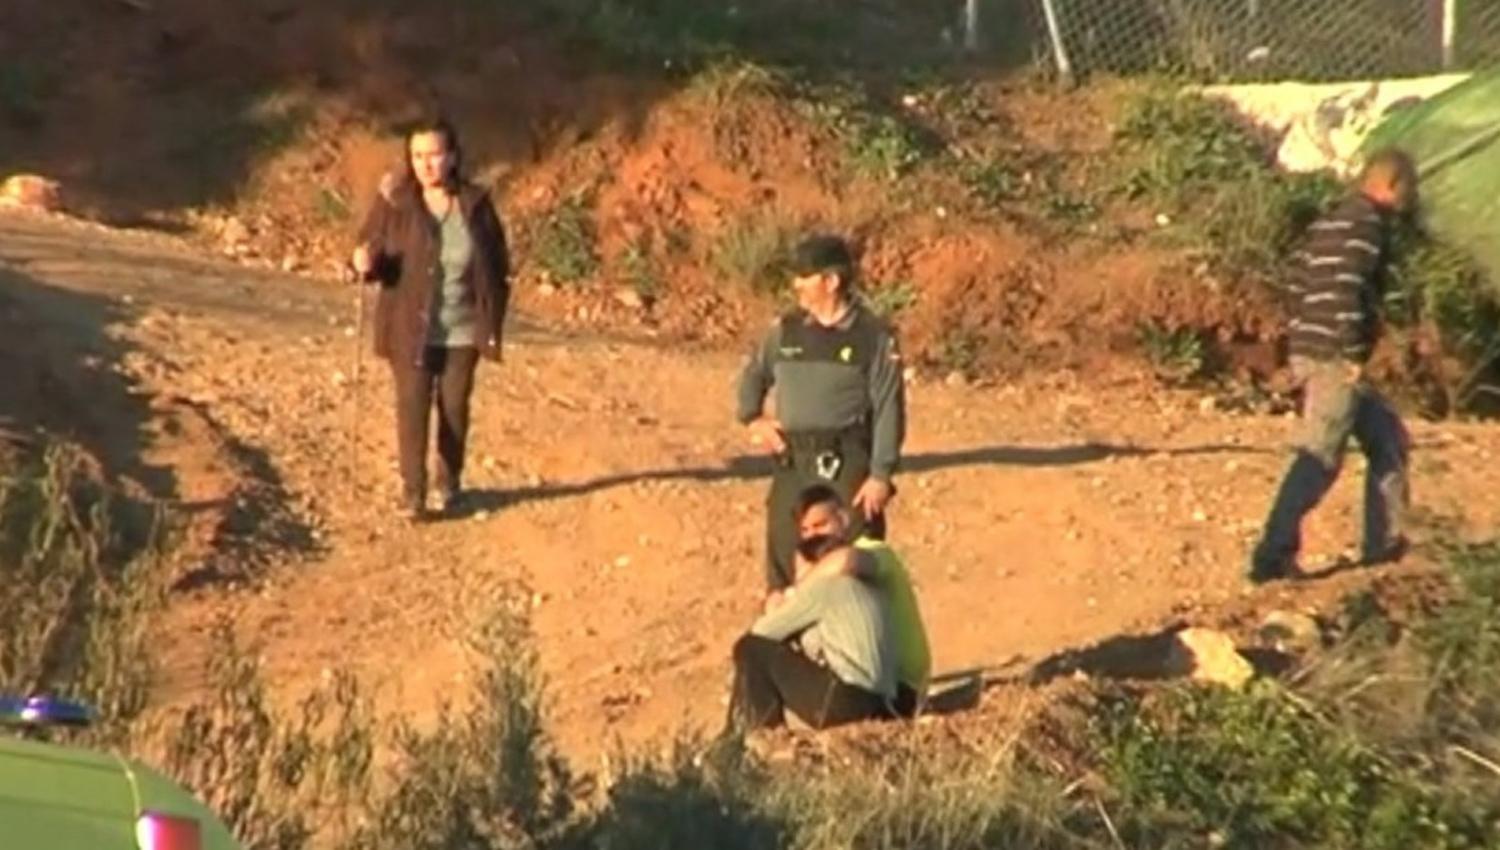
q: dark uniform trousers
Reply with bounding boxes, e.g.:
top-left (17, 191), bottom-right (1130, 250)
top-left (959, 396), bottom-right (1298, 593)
top-left (765, 427), bottom-right (886, 590)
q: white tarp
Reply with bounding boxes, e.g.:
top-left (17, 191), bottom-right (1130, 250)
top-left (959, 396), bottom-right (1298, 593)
top-left (1199, 74), bottom-right (1471, 175)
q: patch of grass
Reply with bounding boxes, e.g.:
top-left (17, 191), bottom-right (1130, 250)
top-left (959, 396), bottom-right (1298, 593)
top-left (315, 188), bottom-right (352, 224)
top-left (0, 444), bottom-right (164, 745)
top-left (156, 623), bottom-right (374, 850)
top-left (531, 193), bottom-right (600, 286)
top-left (618, 236), bottom-right (664, 303)
top-left (709, 213), bottom-right (797, 296)
top-left (864, 279), bottom-right (917, 317)
top-left (957, 158), bottom-right (1024, 208)
top-left (1417, 540), bottom-right (1500, 740)
top-left (934, 328), bottom-right (982, 375)
top-left (1136, 321), bottom-right (1207, 383)
top-left (1115, 87), bottom-right (1266, 203)
top-left (345, 605), bottom-right (574, 850)
top-left (1097, 681), bottom-right (1490, 849)
top-left (798, 81), bottom-right (941, 183)
top-left (1385, 232), bottom-right (1500, 412)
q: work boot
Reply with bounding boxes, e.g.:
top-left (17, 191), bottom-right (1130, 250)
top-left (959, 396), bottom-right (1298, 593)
top-left (439, 488), bottom-right (469, 517)
top-left (1361, 535), bottom-right (1410, 568)
top-left (1249, 451), bottom-right (1337, 584)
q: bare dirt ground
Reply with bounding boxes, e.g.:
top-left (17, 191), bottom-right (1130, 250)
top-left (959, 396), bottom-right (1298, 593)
top-left (5, 208), bottom-right (1499, 766)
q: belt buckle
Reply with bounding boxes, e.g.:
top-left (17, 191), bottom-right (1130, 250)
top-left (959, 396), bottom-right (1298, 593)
top-left (814, 450), bottom-right (842, 481)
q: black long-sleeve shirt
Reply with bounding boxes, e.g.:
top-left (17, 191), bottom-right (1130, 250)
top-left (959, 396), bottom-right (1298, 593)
top-left (736, 304), bottom-right (906, 480)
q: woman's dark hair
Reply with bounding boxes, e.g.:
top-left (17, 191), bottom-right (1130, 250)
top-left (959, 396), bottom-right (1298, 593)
top-left (403, 116), bottom-right (464, 189)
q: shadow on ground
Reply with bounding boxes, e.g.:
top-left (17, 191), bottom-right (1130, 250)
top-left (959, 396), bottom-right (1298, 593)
top-left (438, 441), bottom-right (1269, 520)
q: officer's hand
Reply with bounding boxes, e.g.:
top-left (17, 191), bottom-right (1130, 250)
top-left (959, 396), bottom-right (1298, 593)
top-left (1343, 360), bottom-right (1364, 385)
top-left (852, 478), bottom-right (893, 520)
top-left (747, 417), bottom-right (786, 455)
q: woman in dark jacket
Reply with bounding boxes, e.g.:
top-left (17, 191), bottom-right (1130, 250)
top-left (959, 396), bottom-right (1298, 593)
top-left (351, 117), bottom-right (510, 519)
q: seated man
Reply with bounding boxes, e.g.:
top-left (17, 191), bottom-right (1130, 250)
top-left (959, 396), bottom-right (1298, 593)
top-left (729, 485), bottom-right (928, 731)
top-left (796, 490), bottom-right (931, 717)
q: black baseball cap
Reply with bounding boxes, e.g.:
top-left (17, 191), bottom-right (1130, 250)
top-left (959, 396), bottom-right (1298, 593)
top-left (787, 234), bottom-right (855, 278)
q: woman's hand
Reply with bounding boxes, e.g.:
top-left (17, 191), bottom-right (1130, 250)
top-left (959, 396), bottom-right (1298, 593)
top-left (351, 243), bottom-right (374, 277)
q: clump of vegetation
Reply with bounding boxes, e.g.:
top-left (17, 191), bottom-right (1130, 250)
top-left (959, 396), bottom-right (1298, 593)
top-left (1112, 85), bottom-right (1337, 283)
top-left (709, 212), bottom-right (798, 295)
top-left (157, 624), bottom-right (374, 850)
top-left (346, 607), bottom-right (575, 850)
top-left (531, 193), bottom-right (600, 286)
top-left (618, 236), bottom-right (664, 304)
top-left (798, 83), bottom-right (940, 182)
top-left (864, 279), bottom-right (917, 317)
top-left (0, 444), bottom-right (164, 744)
top-left (1136, 321), bottom-right (1207, 384)
top-left (1093, 538), bottom-right (1500, 849)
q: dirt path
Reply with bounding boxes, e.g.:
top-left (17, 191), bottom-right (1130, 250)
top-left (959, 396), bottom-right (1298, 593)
top-left (5, 209), bottom-right (1499, 763)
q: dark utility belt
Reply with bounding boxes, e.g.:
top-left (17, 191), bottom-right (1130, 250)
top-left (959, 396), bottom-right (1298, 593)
top-left (777, 425), bottom-right (870, 480)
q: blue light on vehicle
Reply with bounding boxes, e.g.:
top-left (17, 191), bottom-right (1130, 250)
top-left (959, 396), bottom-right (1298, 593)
top-left (0, 695), bottom-right (95, 727)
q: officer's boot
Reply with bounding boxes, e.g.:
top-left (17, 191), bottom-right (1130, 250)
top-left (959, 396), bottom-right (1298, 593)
top-left (1249, 451), bottom-right (1338, 583)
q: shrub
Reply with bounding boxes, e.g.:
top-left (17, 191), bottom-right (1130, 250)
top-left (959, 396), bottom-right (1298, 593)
top-left (532, 194), bottom-right (600, 286)
top-left (345, 605), bottom-right (574, 850)
top-left (0, 444), bottom-right (164, 744)
top-left (155, 623), bottom-right (374, 850)
top-left (1097, 681), bottom-right (1491, 849)
top-left (709, 213), bottom-right (797, 296)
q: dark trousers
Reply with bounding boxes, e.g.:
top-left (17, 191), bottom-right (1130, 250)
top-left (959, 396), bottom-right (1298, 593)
top-left (1252, 361), bottom-right (1409, 576)
top-left (765, 434), bottom-right (886, 590)
top-left (391, 346), bottom-right (479, 504)
top-left (729, 635), bottom-right (893, 731)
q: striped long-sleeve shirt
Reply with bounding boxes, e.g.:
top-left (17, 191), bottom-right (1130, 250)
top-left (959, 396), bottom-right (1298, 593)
top-left (1286, 193), bottom-right (1391, 363)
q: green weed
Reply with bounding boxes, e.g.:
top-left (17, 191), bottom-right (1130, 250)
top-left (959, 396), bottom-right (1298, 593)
top-left (1098, 681), bottom-right (1492, 849)
top-left (709, 213), bottom-right (797, 296)
top-left (0, 444), bottom-right (164, 744)
top-left (619, 237), bottom-right (664, 303)
top-left (345, 606), bottom-right (574, 850)
top-left (315, 188), bottom-right (352, 224)
top-left (157, 623), bottom-right (375, 850)
top-left (531, 193), bottom-right (600, 285)
top-left (864, 279), bottom-right (917, 317)
top-left (1136, 322), bottom-right (1206, 382)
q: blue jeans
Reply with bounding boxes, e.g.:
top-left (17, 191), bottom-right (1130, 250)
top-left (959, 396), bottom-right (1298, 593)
top-left (1252, 359), bottom-right (1410, 575)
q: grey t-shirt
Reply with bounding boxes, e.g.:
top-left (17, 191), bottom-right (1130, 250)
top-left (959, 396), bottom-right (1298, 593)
top-left (749, 574), bottom-right (896, 698)
top-left (428, 208), bottom-right (477, 347)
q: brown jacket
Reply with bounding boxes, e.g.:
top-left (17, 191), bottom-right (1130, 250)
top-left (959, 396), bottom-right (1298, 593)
top-left (358, 178), bottom-right (511, 366)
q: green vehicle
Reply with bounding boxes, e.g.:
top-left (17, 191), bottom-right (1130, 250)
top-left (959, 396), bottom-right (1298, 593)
top-left (0, 696), bottom-right (241, 850)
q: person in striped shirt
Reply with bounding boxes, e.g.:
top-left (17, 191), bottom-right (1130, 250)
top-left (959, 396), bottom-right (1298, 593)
top-left (1249, 148), bottom-right (1418, 584)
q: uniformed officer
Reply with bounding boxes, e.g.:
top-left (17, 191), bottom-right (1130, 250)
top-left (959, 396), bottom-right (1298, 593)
top-left (735, 234), bottom-right (906, 591)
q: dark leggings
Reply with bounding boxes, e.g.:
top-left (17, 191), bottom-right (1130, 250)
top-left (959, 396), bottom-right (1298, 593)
top-left (729, 635), bottom-right (893, 731)
top-left (391, 346), bottom-right (478, 502)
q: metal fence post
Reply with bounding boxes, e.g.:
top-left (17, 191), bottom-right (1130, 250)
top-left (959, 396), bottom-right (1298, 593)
top-left (1442, 0), bottom-right (1458, 68)
top-left (1038, 0), bottom-right (1076, 85)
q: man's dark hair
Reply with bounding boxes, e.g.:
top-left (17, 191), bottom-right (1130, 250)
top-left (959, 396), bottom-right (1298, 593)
top-left (787, 234), bottom-right (856, 294)
top-left (792, 484), bottom-right (844, 522)
top-left (402, 115), bottom-right (465, 190)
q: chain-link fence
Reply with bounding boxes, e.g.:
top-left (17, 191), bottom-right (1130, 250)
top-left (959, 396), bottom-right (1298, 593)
top-left (970, 0), bottom-right (1500, 82)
